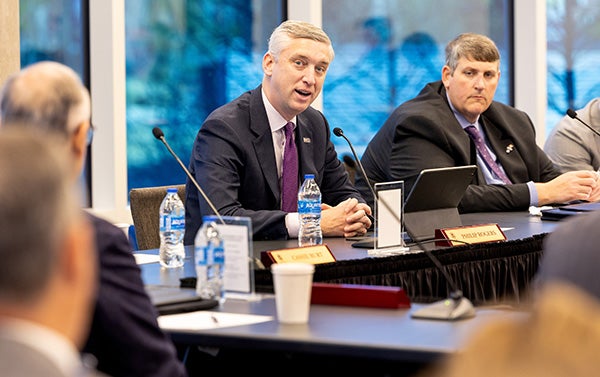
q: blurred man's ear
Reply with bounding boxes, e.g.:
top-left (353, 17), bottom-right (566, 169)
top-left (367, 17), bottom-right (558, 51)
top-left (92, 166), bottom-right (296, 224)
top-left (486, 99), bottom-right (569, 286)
top-left (70, 121), bottom-right (90, 173)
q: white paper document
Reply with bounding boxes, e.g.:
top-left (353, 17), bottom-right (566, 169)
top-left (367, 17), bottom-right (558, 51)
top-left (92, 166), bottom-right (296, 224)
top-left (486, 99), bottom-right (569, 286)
top-left (134, 253), bottom-right (160, 265)
top-left (158, 311), bottom-right (273, 330)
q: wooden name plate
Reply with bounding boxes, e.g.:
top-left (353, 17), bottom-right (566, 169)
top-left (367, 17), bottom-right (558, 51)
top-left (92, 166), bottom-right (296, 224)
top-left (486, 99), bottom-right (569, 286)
top-left (435, 223), bottom-right (506, 247)
top-left (261, 244), bottom-right (335, 268)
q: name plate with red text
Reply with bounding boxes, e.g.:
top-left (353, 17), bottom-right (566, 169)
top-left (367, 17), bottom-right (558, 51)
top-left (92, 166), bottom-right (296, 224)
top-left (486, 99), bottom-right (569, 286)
top-left (261, 244), bottom-right (335, 268)
top-left (435, 223), bottom-right (506, 247)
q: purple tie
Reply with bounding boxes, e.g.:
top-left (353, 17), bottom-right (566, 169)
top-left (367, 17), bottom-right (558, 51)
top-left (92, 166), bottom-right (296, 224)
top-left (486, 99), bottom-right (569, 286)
top-left (281, 122), bottom-right (298, 212)
top-left (465, 125), bottom-right (512, 185)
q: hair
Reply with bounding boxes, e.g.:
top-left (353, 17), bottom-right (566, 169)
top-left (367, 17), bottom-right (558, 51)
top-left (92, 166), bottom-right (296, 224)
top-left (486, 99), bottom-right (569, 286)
top-left (444, 33), bottom-right (500, 73)
top-left (420, 282), bottom-right (600, 377)
top-left (0, 128), bottom-right (78, 302)
top-left (267, 20), bottom-right (335, 61)
top-left (0, 61), bottom-right (91, 138)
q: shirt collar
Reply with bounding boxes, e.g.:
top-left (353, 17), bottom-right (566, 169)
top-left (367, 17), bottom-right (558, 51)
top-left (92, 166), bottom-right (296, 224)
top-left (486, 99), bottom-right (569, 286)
top-left (262, 89), bottom-right (296, 132)
top-left (446, 92), bottom-right (480, 129)
top-left (0, 318), bottom-right (83, 376)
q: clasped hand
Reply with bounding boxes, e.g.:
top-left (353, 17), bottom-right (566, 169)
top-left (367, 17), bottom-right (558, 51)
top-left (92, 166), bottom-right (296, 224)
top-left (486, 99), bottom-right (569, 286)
top-left (320, 198), bottom-right (372, 238)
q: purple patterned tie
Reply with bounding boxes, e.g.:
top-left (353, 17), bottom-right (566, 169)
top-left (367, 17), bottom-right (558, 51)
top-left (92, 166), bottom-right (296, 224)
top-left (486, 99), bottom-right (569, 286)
top-left (281, 122), bottom-right (298, 212)
top-left (465, 125), bottom-right (512, 184)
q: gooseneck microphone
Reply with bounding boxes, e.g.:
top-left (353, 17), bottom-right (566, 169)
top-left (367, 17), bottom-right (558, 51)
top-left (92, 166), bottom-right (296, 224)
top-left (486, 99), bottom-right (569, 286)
top-left (333, 127), bottom-right (376, 201)
top-left (333, 126), bottom-right (475, 320)
top-left (152, 127), bottom-right (224, 224)
top-left (567, 109), bottom-right (600, 138)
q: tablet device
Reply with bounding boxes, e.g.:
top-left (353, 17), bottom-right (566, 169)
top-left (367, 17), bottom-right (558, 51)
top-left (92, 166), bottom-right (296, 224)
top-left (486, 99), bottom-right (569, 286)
top-left (403, 165), bottom-right (477, 241)
top-left (146, 285), bottom-right (219, 315)
top-left (404, 165), bottom-right (477, 213)
top-left (351, 165), bottom-right (477, 247)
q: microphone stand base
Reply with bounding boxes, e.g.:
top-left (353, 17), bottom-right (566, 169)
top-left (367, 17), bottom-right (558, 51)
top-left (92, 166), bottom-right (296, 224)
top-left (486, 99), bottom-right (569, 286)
top-left (411, 297), bottom-right (475, 320)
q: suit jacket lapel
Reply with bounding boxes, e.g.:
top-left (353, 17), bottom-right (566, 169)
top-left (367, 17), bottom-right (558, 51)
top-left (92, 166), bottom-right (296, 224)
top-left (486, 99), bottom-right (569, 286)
top-left (249, 88), bottom-right (280, 200)
top-left (296, 114), bottom-right (318, 180)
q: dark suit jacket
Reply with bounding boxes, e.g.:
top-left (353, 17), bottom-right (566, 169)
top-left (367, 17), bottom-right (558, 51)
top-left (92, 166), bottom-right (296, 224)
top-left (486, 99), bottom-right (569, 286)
top-left (84, 214), bottom-right (187, 377)
top-left (184, 85), bottom-right (362, 244)
top-left (356, 81), bottom-right (561, 212)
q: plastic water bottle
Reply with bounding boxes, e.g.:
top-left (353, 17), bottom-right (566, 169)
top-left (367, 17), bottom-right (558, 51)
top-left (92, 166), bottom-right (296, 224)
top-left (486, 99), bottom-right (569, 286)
top-left (195, 216), bottom-right (225, 303)
top-left (298, 174), bottom-right (322, 246)
top-left (158, 187), bottom-right (185, 268)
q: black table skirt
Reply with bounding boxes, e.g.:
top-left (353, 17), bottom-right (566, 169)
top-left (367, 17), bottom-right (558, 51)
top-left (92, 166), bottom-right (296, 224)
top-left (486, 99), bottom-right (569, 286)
top-left (254, 233), bottom-right (547, 306)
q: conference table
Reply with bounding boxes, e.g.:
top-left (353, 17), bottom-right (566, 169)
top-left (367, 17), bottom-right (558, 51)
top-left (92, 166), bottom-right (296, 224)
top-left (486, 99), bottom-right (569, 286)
top-left (249, 210), bottom-right (559, 304)
top-left (139, 210), bottom-right (561, 375)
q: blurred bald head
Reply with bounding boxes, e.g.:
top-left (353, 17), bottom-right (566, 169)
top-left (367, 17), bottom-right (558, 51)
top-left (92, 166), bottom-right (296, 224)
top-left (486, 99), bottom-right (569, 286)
top-left (0, 61), bottom-right (90, 136)
top-left (0, 61), bottom-right (93, 180)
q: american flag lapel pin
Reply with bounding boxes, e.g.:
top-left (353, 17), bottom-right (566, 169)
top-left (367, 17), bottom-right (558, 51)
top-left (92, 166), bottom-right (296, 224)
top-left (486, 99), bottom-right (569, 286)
top-left (303, 137), bottom-right (311, 144)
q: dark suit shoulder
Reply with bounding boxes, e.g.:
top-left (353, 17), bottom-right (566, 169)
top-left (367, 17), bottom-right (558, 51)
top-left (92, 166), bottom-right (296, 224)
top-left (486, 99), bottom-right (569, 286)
top-left (484, 100), bottom-right (531, 125)
top-left (84, 213), bottom-right (187, 377)
top-left (387, 81), bottom-right (452, 126)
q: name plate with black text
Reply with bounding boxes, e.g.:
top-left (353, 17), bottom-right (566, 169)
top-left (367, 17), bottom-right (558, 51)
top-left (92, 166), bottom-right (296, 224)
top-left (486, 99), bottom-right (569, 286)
top-left (435, 223), bottom-right (506, 247)
top-left (260, 244), bottom-right (335, 268)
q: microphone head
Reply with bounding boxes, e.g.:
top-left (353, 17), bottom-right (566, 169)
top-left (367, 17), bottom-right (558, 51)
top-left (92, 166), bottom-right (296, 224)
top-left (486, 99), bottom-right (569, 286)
top-left (152, 127), bottom-right (165, 140)
top-left (333, 127), bottom-right (344, 137)
top-left (566, 109), bottom-right (578, 119)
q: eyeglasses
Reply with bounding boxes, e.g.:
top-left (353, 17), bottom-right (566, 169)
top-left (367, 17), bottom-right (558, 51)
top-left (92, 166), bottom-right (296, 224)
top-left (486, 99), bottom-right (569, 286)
top-left (72, 122), bottom-right (95, 146)
top-left (86, 123), bottom-right (95, 145)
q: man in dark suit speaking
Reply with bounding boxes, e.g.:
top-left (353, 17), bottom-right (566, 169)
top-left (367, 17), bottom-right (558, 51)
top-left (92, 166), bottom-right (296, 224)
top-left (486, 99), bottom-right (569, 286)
top-left (356, 33), bottom-right (600, 212)
top-left (185, 20), bottom-right (371, 243)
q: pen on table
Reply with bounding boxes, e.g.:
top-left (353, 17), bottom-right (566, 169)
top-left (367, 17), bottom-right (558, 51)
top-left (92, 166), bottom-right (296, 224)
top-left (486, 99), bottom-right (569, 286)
top-left (211, 314), bottom-right (219, 325)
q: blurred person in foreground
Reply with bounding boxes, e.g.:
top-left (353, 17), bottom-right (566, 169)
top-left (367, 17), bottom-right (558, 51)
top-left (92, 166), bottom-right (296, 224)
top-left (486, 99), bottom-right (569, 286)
top-left (421, 182), bottom-right (600, 377)
top-left (535, 206), bottom-right (600, 301)
top-left (184, 20), bottom-right (371, 244)
top-left (356, 32), bottom-right (600, 212)
top-left (0, 128), bottom-right (105, 376)
top-left (420, 281), bottom-right (600, 377)
top-left (0, 61), bottom-right (187, 377)
top-left (544, 98), bottom-right (600, 173)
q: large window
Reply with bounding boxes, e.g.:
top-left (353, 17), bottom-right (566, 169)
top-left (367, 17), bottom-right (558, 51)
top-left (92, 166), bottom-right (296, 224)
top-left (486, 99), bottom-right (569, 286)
top-left (125, 0), bottom-right (284, 191)
top-left (546, 0), bottom-right (600, 129)
top-left (322, 0), bottom-right (512, 157)
top-left (17, 1), bottom-right (600, 222)
top-left (19, 0), bottom-right (91, 205)
top-left (124, 0), bottom-right (513, 192)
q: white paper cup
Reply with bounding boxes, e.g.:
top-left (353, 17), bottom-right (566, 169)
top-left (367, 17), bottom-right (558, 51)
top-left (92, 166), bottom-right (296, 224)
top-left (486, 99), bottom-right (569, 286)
top-left (271, 262), bottom-right (315, 324)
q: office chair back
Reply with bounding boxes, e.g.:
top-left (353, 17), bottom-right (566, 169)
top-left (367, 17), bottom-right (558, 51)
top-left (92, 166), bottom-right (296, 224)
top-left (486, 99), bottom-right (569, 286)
top-left (129, 184), bottom-right (186, 251)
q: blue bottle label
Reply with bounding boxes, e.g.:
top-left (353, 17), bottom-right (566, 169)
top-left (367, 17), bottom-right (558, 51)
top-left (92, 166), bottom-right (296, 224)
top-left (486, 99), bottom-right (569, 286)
top-left (160, 215), bottom-right (185, 231)
top-left (213, 246), bottom-right (225, 264)
top-left (195, 244), bottom-right (224, 265)
top-left (298, 199), bottom-right (321, 214)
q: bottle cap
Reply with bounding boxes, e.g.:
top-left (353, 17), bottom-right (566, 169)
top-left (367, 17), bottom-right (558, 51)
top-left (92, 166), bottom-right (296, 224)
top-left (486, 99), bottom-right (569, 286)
top-left (167, 187), bottom-right (178, 193)
top-left (304, 174), bottom-right (315, 179)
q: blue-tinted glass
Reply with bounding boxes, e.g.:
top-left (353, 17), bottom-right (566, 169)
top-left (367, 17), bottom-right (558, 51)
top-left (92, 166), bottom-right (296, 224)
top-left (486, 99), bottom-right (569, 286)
top-left (17, 0), bottom-right (600, 210)
top-left (18, 0), bottom-right (90, 205)
top-left (322, 0), bottom-right (512, 158)
top-left (19, 0), bottom-right (85, 74)
top-left (125, 0), bottom-right (284, 192)
top-left (546, 0), bottom-right (600, 133)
